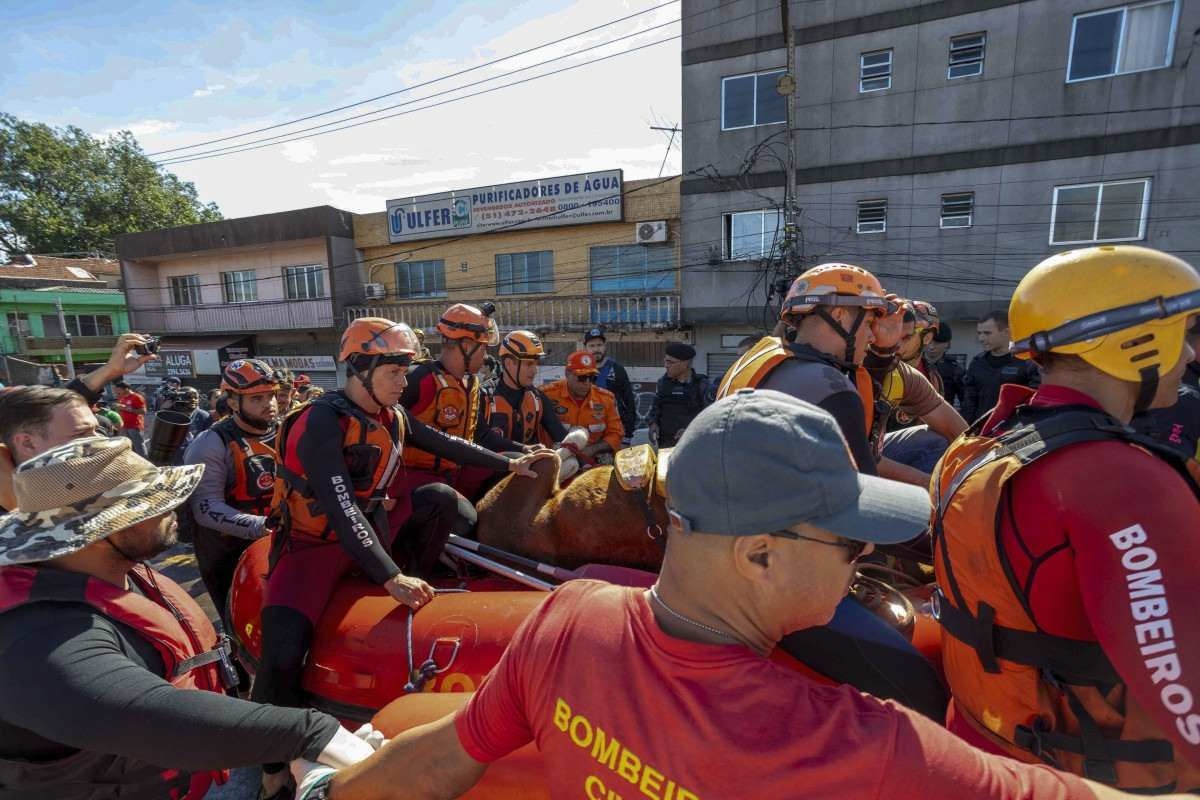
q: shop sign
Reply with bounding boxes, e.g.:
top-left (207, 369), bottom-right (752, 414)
top-left (386, 169), bottom-right (623, 243)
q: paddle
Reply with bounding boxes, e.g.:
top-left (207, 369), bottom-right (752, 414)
top-left (445, 535), bottom-right (656, 590)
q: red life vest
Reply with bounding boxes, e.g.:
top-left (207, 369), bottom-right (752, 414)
top-left (210, 416), bottom-right (277, 516)
top-left (0, 563), bottom-right (233, 799)
top-left (404, 362), bottom-right (480, 473)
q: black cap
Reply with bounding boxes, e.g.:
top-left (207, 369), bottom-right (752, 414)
top-left (932, 324), bottom-right (952, 344)
top-left (584, 326), bottom-right (606, 343)
top-left (665, 342), bottom-right (696, 361)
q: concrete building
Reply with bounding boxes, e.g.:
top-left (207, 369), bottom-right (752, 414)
top-left (681, 0), bottom-right (1200, 375)
top-left (0, 255), bottom-right (130, 379)
top-left (116, 206), bottom-right (359, 392)
top-left (351, 173), bottom-right (684, 408)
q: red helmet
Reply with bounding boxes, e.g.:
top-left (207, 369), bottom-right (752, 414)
top-left (293, 374), bottom-right (312, 388)
top-left (220, 359), bottom-right (279, 396)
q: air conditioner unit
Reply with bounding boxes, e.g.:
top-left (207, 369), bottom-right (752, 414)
top-left (635, 220), bottom-right (668, 244)
top-left (363, 283), bottom-right (387, 300)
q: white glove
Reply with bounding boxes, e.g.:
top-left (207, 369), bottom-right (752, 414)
top-left (316, 724), bottom-right (378, 769)
top-left (352, 722), bottom-right (387, 751)
top-left (290, 759), bottom-right (335, 800)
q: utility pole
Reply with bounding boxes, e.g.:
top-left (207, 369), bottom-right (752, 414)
top-left (778, 0), bottom-right (799, 276)
top-left (650, 124), bottom-right (681, 178)
top-left (54, 298), bottom-right (76, 379)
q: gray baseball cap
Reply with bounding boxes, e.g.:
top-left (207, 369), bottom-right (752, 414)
top-left (666, 389), bottom-right (930, 544)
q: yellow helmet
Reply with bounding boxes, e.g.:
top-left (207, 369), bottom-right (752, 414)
top-left (1009, 245), bottom-right (1200, 386)
top-left (499, 330), bottom-right (545, 361)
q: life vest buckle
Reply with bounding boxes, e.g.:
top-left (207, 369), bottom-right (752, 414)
top-left (1014, 718), bottom-right (1059, 766)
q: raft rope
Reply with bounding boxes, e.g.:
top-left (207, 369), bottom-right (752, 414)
top-left (403, 588), bottom-right (467, 693)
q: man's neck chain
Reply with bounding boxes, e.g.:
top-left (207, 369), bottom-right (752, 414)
top-left (649, 585), bottom-right (739, 642)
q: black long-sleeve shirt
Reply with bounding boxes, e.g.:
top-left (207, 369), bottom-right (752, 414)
top-left (291, 399), bottom-right (511, 584)
top-left (596, 356), bottom-right (638, 438)
top-left (0, 593), bottom-right (339, 769)
top-left (961, 351), bottom-right (1040, 424)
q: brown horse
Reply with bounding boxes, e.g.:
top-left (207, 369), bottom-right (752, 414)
top-left (475, 443), bottom-right (668, 572)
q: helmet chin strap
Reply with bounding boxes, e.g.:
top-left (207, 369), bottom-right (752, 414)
top-left (813, 306), bottom-right (868, 365)
top-left (502, 358), bottom-right (522, 389)
top-left (1134, 365), bottom-right (1159, 414)
top-left (348, 356), bottom-right (388, 408)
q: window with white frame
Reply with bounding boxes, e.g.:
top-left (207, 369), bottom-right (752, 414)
top-left (860, 50), bottom-right (893, 92)
top-left (1067, 1), bottom-right (1177, 82)
top-left (495, 251), bottom-right (554, 295)
top-left (857, 200), bottom-right (887, 234)
top-left (221, 270), bottom-right (258, 303)
top-left (394, 259), bottom-right (446, 299)
top-left (169, 275), bottom-right (202, 306)
top-left (284, 265), bottom-right (325, 300)
top-left (948, 33), bottom-right (986, 78)
top-left (721, 69), bottom-right (786, 130)
top-left (940, 192), bottom-right (975, 228)
top-left (724, 209), bottom-right (784, 260)
top-left (1050, 179), bottom-right (1150, 245)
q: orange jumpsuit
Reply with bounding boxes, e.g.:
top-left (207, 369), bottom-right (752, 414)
top-left (541, 380), bottom-right (623, 454)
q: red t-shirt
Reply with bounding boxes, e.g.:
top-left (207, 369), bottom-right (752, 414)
top-left (116, 391), bottom-right (146, 430)
top-left (950, 384), bottom-right (1200, 766)
top-left (456, 580), bottom-right (1093, 799)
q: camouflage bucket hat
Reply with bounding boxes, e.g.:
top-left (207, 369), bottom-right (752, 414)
top-left (0, 436), bottom-right (204, 566)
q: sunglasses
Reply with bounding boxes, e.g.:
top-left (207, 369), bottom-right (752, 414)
top-left (769, 530), bottom-right (868, 563)
top-left (573, 374), bottom-right (597, 383)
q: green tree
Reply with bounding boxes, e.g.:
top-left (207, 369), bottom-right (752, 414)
top-left (0, 113), bottom-right (221, 255)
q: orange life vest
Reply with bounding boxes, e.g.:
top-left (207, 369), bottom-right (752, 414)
top-left (0, 563), bottom-right (234, 799)
top-left (488, 385), bottom-right (543, 446)
top-left (273, 392), bottom-right (403, 541)
top-left (210, 417), bottom-right (277, 516)
top-left (717, 336), bottom-right (883, 452)
top-left (932, 406), bottom-right (1200, 792)
top-left (404, 363), bottom-right (480, 473)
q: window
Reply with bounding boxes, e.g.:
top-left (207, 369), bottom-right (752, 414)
top-left (394, 260), bottom-right (447, 299)
top-left (857, 199), bottom-right (888, 234)
top-left (221, 270), bottom-right (258, 303)
top-left (495, 251), bottom-right (554, 295)
top-left (284, 265), bottom-right (325, 300)
top-left (721, 69), bottom-right (786, 130)
top-left (6, 313), bottom-right (30, 338)
top-left (860, 49), bottom-right (893, 92)
top-left (169, 275), bottom-right (202, 306)
top-left (1067, 1), bottom-right (1176, 82)
top-left (589, 244), bottom-right (676, 294)
top-left (940, 192), bottom-right (975, 228)
top-left (1050, 178), bottom-right (1150, 245)
top-left (948, 32), bottom-right (986, 78)
top-left (43, 313), bottom-right (117, 337)
top-left (724, 210), bottom-right (783, 260)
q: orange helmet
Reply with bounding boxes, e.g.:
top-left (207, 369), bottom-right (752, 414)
top-left (499, 330), bottom-right (545, 361)
top-left (220, 359), bottom-right (279, 395)
top-left (781, 263), bottom-right (889, 318)
top-left (339, 317), bottom-right (420, 362)
top-left (437, 303), bottom-right (500, 346)
top-left (566, 351), bottom-right (600, 376)
top-left (294, 374), bottom-right (312, 389)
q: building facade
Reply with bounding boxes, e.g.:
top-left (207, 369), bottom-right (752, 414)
top-left (681, 0), bottom-right (1200, 374)
top-left (351, 173), bottom-right (684, 399)
top-left (116, 206), bottom-right (359, 391)
top-left (0, 256), bottom-right (130, 379)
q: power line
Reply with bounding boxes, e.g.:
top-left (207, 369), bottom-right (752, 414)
top-left (148, 1), bottom-right (680, 157)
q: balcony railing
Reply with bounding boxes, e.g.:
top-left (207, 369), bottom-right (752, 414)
top-left (22, 335), bottom-right (119, 354)
top-left (131, 299), bottom-right (335, 334)
top-left (345, 293), bottom-right (680, 332)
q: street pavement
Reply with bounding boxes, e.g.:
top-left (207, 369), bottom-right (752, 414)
top-left (150, 541), bottom-right (261, 800)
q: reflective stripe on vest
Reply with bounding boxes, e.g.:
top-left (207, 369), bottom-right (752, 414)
top-left (488, 387), bottom-right (543, 445)
top-left (406, 365), bottom-right (480, 472)
top-left (275, 392), bottom-right (403, 540)
top-left (932, 407), bottom-right (1199, 791)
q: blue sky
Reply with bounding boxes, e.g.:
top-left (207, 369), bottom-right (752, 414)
top-left (1, 0), bottom-right (681, 217)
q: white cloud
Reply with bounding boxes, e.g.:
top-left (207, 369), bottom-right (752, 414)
top-left (101, 119), bottom-right (179, 138)
top-left (357, 167), bottom-right (480, 192)
top-left (317, 171), bottom-right (348, 178)
top-left (192, 83), bottom-right (228, 98)
top-left (281, 140), bottom-right (318, 163)
top-left (329, 151), bottom-right (423, 166)
top-left (493, 155), bottom-right (523, 163)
